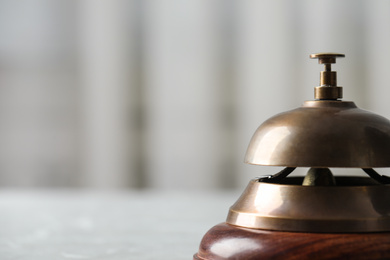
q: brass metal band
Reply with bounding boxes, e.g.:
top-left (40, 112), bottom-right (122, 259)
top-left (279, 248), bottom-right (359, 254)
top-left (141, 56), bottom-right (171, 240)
top-left (315, 86), bottom-right (342, 99)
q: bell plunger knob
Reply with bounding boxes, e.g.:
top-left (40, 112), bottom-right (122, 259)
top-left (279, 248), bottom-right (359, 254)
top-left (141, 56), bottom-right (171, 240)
top-left (310, 53), bottom-right (345, 100)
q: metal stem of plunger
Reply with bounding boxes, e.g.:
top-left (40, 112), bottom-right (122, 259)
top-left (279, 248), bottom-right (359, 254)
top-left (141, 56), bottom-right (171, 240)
top-left (310, 53), bottom-right (344, 100)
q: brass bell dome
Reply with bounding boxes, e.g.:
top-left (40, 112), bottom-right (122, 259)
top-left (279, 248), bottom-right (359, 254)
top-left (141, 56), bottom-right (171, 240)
top-left (245, 53), bottom-right (390, 168)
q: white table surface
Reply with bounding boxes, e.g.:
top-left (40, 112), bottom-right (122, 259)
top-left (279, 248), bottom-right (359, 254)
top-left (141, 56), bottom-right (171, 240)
top-left (0, 189), bottom-right (241, 260)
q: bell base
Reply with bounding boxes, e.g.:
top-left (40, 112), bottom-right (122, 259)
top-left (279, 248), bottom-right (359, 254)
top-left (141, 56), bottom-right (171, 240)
top-left (194, 223), bottom-right (390, 260)
top-left (227, 177), bottom-right (390, 232)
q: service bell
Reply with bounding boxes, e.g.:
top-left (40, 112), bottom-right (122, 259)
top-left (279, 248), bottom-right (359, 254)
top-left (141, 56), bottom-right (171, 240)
top-left (194, 53), bottom-right (390, 259)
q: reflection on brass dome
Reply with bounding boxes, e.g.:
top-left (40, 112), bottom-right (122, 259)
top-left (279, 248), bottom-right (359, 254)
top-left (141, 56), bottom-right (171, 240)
top-left (245, 100), bottom-right (390, 167)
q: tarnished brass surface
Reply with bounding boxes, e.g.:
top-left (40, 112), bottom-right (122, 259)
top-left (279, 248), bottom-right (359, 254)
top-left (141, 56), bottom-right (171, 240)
top-left (314, 85), bottom-right (342, 99)
top-left (310, 52), bottom-right (345, 64)
top-left (320, 71), bottom-right (337, 86)
top-left (302, 168), bottom-right (336, 186)
top-left (311, 53), bottom-right (344, 99)
top-left (227, 177), bottom-right (390, 232)
top-left (245, 100), bottom-right (390, 167)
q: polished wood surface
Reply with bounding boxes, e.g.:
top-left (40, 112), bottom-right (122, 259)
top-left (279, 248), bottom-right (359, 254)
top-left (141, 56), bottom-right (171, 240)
top-left (194, 223), bottom-right (390, 260)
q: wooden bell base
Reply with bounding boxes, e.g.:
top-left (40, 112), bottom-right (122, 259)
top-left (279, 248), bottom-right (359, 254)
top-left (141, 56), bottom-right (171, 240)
top-left (194, 223), bottom-right (390, 260)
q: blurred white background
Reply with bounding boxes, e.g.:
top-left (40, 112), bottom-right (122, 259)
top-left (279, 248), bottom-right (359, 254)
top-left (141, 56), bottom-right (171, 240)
top-left (0, 0), bottom-right (389, 190)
